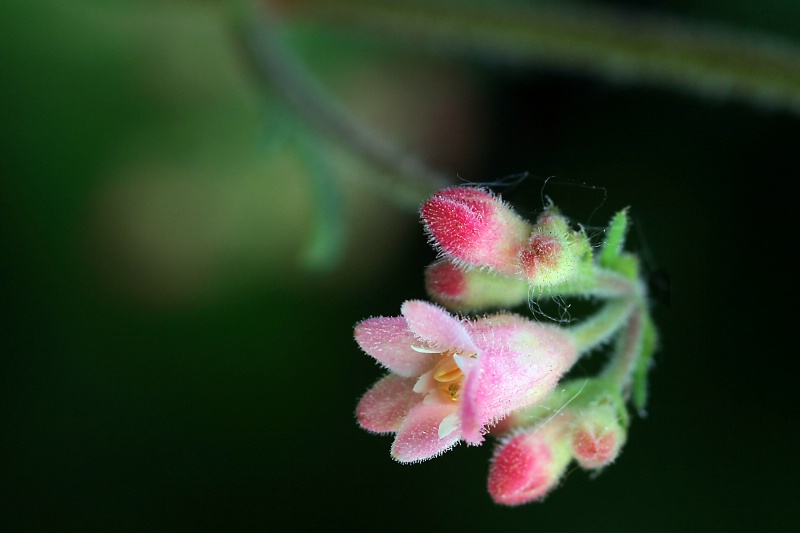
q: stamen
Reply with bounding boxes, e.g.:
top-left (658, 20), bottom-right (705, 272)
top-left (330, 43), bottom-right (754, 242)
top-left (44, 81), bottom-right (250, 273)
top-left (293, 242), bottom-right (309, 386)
top-left (448, 382), bottom-right (461, 400)
top-left (411, 345), bottom-right (441, 353)
top-left (434, 357), bottom-right (462, 383)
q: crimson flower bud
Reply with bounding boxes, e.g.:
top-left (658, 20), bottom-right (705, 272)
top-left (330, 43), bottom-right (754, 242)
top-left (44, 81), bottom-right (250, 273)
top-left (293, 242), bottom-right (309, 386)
top-left (488, 418), bottom-right (573, 505)
top-left (420, 187), bottom-right (532, 275)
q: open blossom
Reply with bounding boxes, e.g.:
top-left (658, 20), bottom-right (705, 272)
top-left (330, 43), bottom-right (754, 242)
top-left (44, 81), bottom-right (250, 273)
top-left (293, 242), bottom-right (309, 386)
top-left (355, 300), bottom-right (578, 463)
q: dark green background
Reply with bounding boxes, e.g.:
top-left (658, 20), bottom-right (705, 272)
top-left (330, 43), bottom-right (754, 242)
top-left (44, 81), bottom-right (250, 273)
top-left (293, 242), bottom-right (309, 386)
top-left (2, 1), bottom-right (796, 531)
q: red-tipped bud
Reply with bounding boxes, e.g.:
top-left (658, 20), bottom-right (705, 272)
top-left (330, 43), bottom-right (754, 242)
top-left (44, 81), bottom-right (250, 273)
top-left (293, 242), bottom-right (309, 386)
top-left (571, 403), bottom-right (626, 470)
top-left (420, 187), bottom-right (531, 275)
top-left (425, 259), bottom-right (530, 312)
top-left (518, 233), bottom-right (565, 282)
top-left (517, 208), bottom-right (591, 287)
top-left (488, 420), bottom-right (573, 506)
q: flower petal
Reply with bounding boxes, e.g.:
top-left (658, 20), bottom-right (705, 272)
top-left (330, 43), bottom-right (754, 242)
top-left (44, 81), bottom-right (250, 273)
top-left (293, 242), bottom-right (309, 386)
top-left (391, 403), bottom-right (460, 463)
top-left (460, 316), bottom-right (578, 444)
top-left (355, 316), bottom-right (436, 377)
top-left (356, 375), bottom-right (420, 434)
top-left (400, 300), bottom-right (477, 354)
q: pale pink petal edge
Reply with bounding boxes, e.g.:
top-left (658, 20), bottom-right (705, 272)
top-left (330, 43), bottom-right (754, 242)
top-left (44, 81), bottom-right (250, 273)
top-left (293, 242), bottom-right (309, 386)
top-left (400, 300), bottom-right (477, 354)
top-left (355, 316), bottom-right (435, 377)
top-left (356, 375), bottom-right (420, 434)
top-left (391, 403), bottom-right (460, 463)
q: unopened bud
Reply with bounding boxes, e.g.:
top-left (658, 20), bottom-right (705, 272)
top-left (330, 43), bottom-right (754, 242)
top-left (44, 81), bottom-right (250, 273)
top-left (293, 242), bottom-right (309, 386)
top-left (425, 259), bottom-right (529, 312)
top-left (571, 402), bottom-right (626, 470)
top-left (420, 187), bottom-right (531, 275)
top-left (517, 208), bottom-right (591, 287)
top-left (488, 418), bottom-right (573, 506)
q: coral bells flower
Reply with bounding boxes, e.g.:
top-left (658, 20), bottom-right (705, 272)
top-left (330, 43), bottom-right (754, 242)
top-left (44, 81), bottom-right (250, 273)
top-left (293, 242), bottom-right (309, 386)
top-left (420, 186), bottom-right (532, 275)
top-left (488, 417), bottom-right (574, 506)
top-left (355, 300), bottom-right (578, 463)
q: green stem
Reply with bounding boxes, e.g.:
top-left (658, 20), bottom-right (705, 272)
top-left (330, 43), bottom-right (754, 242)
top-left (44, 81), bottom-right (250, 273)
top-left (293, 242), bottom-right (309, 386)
top-left (282, 0), bottom-right (800, 115)
top-left (569, 298), bottom-right (635, 355)
top-left (538, 267), bottom-right (638, 300)
top-left (237, 1), bottom-right (454, 209)
top-left (601, 306), bottom-right (645, 392)
top-left (631, 310), bottom-right (658, 413)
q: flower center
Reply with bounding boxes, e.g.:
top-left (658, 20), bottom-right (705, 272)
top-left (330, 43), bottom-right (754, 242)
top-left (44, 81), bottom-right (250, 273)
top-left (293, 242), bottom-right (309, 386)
top-left (412, 347), bottom-right (477, 406)
top-left (433, 351), bottom-right (466, 401)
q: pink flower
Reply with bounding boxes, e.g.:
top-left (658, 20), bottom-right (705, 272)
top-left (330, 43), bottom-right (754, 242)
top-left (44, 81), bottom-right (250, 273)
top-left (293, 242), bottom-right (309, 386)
top-left (355, 300), bottom-right (578, 463)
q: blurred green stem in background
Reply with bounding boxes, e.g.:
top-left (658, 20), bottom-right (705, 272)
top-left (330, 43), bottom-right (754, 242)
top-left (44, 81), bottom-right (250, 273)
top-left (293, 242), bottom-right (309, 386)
top-left (255, 0), bottom-right (800, 148)
top-left (234, 0), bottom-right (800, 271)
top-left (239, 1), bottom-right (455, 210)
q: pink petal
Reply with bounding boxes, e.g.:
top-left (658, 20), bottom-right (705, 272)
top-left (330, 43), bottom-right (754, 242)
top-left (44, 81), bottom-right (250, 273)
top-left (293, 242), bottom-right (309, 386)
top-left (459, 375), bottom-right (485, 445)
top-left (460, 317), bottom-right (578, 444)
top-left (400, 300), bottom-right (477, 354)
top-left (355, 316), bottom-right (435, 377)
top-left (356, 375), bottom-right (420, 434)
top-left (391, 403), bottom-right (460, 463)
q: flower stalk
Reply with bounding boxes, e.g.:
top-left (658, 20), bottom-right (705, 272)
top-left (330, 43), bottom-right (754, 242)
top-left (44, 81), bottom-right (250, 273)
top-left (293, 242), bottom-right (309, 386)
top-left (569, 298), bottom-right (637, 356)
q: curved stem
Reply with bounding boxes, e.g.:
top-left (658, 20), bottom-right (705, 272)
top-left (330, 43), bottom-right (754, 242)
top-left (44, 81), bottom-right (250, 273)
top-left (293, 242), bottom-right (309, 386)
top-left (601, 306), bottom-right (645, 392)
top-left (236, 1), bottom-right (454, 208)
top-left (537, 267), bottom-right (639, 300)
top-left (569, 298), bottom-right (636, 355)
top-left (281, 0), bottom-right (800, 115)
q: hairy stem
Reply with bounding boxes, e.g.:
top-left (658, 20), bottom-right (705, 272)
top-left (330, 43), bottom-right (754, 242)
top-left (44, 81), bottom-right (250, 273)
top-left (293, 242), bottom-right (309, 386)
top-left (602, 307), bottom-right (645, 392)
top-left (537, 267), bottom-right (639, 300)
top-left (281, 0), bottom-right (800, 115)
top-left (569, 298), bottom-right (636, 355)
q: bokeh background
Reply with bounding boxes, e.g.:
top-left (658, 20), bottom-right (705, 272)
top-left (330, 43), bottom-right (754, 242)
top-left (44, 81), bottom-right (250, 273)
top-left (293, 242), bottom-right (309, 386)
top-left (2, 1), bottom-right (797, 531)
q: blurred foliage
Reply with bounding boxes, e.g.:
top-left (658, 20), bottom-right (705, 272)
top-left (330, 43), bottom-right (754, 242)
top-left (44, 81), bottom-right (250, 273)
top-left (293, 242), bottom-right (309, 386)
top-left (1, 0), bottom-right (798, 531)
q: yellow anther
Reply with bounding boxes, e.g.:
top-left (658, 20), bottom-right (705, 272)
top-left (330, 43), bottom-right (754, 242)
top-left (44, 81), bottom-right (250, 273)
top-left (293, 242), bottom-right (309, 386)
top-left (433, 356), bottom-right (462, 383)
top-left (435, 381), bottom-right (461, 401)
top-left (448, 383), bottom-right (461, 400)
